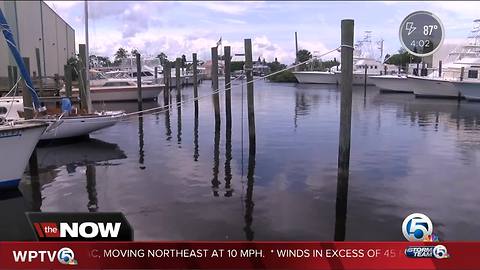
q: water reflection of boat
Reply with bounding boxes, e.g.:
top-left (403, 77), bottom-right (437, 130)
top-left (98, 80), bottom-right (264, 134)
top-left (0, 190), bottom-right (36, 240)
top-left (36, 138), bottom-right (127, 170)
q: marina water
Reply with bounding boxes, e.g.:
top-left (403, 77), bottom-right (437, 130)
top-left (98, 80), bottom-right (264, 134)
top-left (7, 80), bottom-right (480, 241)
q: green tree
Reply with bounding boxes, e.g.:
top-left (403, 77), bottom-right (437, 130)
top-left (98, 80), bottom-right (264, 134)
top-left (297, 49), bottom-right (312, 71)
top-left (385, 48), bottom-right (421, 69)
top-left (131, 48), bottom-right (139, 56)
top-left (230, 61), bottom-right (245, 72)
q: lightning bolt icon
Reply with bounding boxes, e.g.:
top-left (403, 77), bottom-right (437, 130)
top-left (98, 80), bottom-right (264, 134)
top-left (405, 22), bottom-right (416, 35)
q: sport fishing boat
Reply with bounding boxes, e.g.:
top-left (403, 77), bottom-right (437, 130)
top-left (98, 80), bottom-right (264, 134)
top-left (451, 78), bottom-right (480, 101)
top-left (66, 79), bottom-right (164, 102)
top-left (369, 75), bottom-right (412, 93)
top-left (409, 19), bottom-right (480, 98)
top-left (292, 70), bottom-right (337, 84)
top-left (298, 31), bottom-right (387, 86)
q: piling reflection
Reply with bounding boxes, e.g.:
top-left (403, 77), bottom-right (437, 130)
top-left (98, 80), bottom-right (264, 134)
top-left (243, 138), bottom-right (256, 241)
top-left (177, 93), bottom-right (182, 146)
top-left (86, 164), bottom-right (98, 212)
top-left (211, 120), bottom-right (221, 197)
top-left (138, 114), bottom-right (145, 170)
top-left (165, 107), bottom-right (172, 141)
top-left (224, 118), bottom-right (233, 197)
top-left (193, 100), bottom-right (199, 161)
top-left (334, 168), bottom-right (349, 241)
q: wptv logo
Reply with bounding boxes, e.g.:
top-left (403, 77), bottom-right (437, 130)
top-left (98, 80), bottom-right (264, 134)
top-left (402, 213), bottom-right (449, 259)
top-left (13, 247), bottom-right (77, 265)
top-left (26, 212), bottom-right (133, 241)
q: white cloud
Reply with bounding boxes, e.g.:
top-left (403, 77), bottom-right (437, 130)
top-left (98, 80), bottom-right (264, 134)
top-left (187, 1), bottom-right (265, 15)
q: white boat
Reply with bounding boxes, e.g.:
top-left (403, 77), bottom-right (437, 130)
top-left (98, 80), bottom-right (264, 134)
top-left (451, 80), bottom-right (480, 101)
top-left (293, 71), bottom-right (337, 84)
top-left (336, 58), bottom-right (386, 85)
top-left (408, 76), bottom-right (459, 98)
top-left (0, 121), bottom-right (46, 189)
top-left (67, 79), bottom-right (164, 102)
top-left (410, 20), bottom-right (480, 98)
top-left (0, 96), bottom-right (125, 140)
top-left (370, 75), bottom-right (412, 93)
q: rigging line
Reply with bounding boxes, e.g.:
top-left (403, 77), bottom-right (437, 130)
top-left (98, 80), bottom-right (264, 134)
top-left (121, 46), bottom-right (340, 119)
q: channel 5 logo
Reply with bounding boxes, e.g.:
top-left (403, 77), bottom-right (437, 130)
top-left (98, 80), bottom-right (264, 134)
top-left (57, 247), bottom-right (78, 265)
top-left (402, 213), bottom-right (435, 242)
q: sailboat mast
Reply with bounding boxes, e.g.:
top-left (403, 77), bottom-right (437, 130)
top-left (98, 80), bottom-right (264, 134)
top-left (84, 1), bottom-right (92, 112)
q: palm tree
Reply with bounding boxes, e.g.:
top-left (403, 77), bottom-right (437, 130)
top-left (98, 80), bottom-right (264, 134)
top-left (114, 47), bottom-right (128, 66)
top-left (157, 52), bottom-right (168, 66)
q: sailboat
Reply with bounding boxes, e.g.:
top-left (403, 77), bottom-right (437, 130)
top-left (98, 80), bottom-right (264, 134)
top-left (0, 4), bottom-right (124, 141)
top-left (0, 9), bottom-right (48, 190)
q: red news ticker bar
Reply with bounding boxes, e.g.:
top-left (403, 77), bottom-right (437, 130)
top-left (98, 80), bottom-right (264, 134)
top-left (0, 241), bottom-right (478, 269)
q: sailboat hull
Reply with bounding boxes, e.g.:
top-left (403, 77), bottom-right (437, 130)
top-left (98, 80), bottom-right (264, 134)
top-left (0, 123), bottom-right (46, 189)
top-left (39, 113), bottom-right (124, 140)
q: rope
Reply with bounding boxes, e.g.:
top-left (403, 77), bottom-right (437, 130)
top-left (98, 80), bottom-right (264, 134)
top-left (121, 46), bottom-right (340, 119)
top-left (3, 76), bottom-right (22, 97)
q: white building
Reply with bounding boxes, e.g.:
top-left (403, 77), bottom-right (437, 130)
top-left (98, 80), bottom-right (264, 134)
top-left (0, 1), bottom-right (75, 82)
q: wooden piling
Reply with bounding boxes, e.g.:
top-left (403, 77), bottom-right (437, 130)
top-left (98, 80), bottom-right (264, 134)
top-left (363, 64), bottom-right (367, 96)
top-left (163, 61), bottom-right (170, 106)
top-left (294, 32), bottom-right (299, 72)
top-left (193, 53), bottom-right (198, 100)
top-left (154, 66), bottom-right (158, 84)
top-left (438, 60), bottom-right (442, 77)
top-left (35, 48), bottom-right (44, 96)
top-left (335, 19), bottom-right (354, 241)
top-left (211, 47), bottom-right (220, 125)
top-left (175, 57), bottom-right (181, 103)
top-left (54, 73), bottom-right (60, 95)
top-left (175, 57), bottom-right (181, 90)
top-left (78, 44), bottom-right (90, 112)
top-left (12, 66), bottom-right (17, 86)
top-left (224, 46), bottom-right (232, 128)
top-left (7, 65), bottom-right (13, 89)
top-left (21, 57), bottom-right (39, 180)
top-left (384, 65), bottom-right (387, 76)
top-left (244, 39), bottom-right (256, 149)
top-left (460, 66), bottom-right (464, 82)
top-left (64, 65), bottom-right (72, 97)
top-left (136, 53), bottom-right (143, 111)
top-left (338, 19), bottom-right (354, 173)
top-left (21, 58), bottom-right (34, 120)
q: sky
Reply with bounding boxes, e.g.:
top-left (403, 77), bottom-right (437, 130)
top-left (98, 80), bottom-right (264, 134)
top-left (45, 1), bottom-right (480, 64)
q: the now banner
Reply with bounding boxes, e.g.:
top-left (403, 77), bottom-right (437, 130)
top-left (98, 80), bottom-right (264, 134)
top-left (0, 241), bottom-right (479, 269)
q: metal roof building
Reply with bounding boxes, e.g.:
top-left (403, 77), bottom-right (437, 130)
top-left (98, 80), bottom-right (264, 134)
top-left (0, 1), bottom-right (75, 84)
